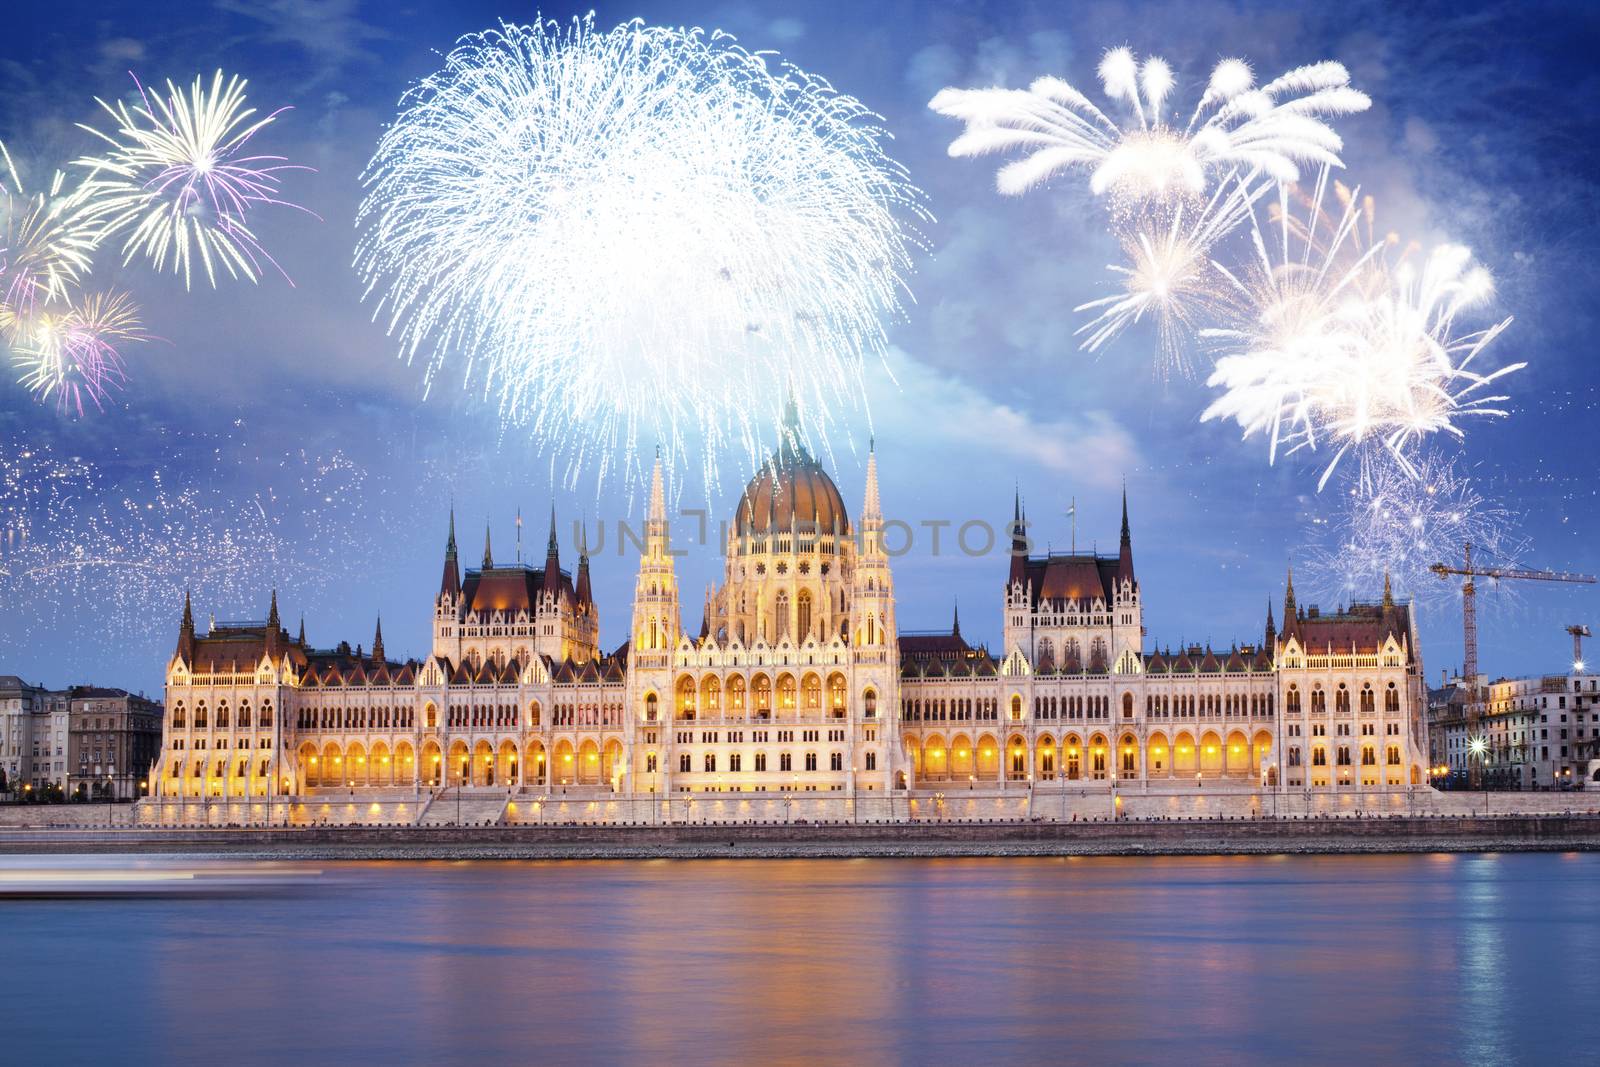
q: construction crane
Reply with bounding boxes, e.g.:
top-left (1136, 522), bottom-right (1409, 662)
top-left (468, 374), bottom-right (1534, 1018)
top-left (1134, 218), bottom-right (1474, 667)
top-left (1430, 543), bottom-right (1597, 788)
top-left (1570, 625), bottom-right (1592, 672)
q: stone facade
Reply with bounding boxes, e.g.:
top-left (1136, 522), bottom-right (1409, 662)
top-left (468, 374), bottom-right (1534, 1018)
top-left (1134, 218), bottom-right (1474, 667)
top-left (150, 432), bottom-right (1433, 813)
top-left (65, 687), bottom-right (163, 800)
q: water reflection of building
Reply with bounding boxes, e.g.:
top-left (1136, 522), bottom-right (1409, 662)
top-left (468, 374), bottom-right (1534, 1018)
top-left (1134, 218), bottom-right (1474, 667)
top-left (150, 413), bottom-right (1432, 812)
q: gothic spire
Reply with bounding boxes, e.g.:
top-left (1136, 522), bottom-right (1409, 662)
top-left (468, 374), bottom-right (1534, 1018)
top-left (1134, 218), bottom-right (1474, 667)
top-left (267, 588), bottom-right (280, 629)
top-left (372, 615), bottom-right (385, 664)
top-left (1283, 564), bottom-right (1298, 633)
top-left (862, 438), bottom-right (882, 523)
top-left (1117, 482), bottom-right (1135, 584)
top-left (952, 598), bottom-right (961, 639)
top-left (1009, 486), bottom-right (1028, 589)
top-left (544, 505), bottom-right (563, 597)
top-left (483, 520), bottom-right (493, 569)
top-left (575, 519), bottom-right (592, 606)
top-left (298, 615), bottom-right (306, 647)
top-left (177, 589), bottom-right (195, 663)
top-left (439, 508), bottom-right (462, 601)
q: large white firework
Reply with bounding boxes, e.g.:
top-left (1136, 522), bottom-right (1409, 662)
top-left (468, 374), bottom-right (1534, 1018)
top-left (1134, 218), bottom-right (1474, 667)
top-left (1201, 172), bottom-right (1522, 489)
top-left (929, 47), bottom-right (1369, 205)
top-left (355, 17), bottom-right (928, 493)
top-left (74, 71), bottom-right (308, 289)
top-left (1304, 451), bottom-right (1520, 609)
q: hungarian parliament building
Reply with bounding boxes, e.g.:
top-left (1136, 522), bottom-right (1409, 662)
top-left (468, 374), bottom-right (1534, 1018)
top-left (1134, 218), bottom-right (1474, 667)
top-left (152, 423), bottom-right (1431, 809)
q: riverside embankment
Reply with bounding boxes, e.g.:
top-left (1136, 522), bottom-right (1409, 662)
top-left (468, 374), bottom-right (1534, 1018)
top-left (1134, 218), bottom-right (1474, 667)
top-left (2, 813), bottom-right (1597, 860)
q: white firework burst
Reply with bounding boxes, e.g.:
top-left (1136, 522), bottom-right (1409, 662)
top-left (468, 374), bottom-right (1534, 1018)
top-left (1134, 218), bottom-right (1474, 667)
top-left (1304, 452), bottom-right (1522, 611)
top-left (929, 47), bottom-right (1369, 206)
top-left (354, 16), bottom-right (928, 495)
top-left (74, 71), bottom-right (310, 289)
top-left (1200, 171), bottom-right (1522, 489)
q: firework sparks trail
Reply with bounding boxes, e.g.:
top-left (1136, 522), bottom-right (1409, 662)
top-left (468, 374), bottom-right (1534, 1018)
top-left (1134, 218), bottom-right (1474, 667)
top-left (12, 290), bottom-right (146, 416)
top-left (355, 16), bottom-right (929, 495)
top-left (0, 439), bottom-right (428, 660)
top-left (929, 48), bottom-right (1369, 207)
top-left (1304, 450), bottom-right (1523, 610)
top-left (1200, 171), bottom-right (1523, 489)
top-left (74, 70), bottom-right (313, 289)
top-left (1073, 172), bottom-right (1265, 377)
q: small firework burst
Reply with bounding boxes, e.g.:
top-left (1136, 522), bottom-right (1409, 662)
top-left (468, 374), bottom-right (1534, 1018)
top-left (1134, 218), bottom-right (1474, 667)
top-left (12, 290), bottom-right (146, 415)
top-left (75, 70), bottom-right (310, 288)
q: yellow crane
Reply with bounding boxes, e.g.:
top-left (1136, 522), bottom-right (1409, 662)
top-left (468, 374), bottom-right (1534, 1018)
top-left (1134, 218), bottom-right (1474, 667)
top-left (1430, 543), bottom-right (1596, 787)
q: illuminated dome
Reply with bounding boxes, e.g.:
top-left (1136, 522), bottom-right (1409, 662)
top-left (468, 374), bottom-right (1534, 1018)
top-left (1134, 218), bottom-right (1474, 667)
top-left (733, 409), bottom-right (849, 537)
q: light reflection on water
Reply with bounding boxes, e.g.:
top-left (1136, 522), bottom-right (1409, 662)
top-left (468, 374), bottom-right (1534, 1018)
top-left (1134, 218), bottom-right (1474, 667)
top-left (3, 853), bottom-right (1595, 1065)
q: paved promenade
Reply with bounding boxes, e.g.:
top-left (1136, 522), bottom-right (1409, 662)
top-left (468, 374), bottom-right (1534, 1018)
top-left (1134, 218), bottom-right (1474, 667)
top-left (2, 812), bottom-right (1598, 860)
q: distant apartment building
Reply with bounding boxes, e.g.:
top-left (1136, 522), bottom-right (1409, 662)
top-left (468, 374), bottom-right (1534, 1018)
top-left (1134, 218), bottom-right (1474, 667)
top-left (65, 687), bottom-right (164, 800)
top-left (1429, 670), bottom-right (1599, 789)
top-left (1, 676), bottom-right (162, 798)
top-left (0, 676), bottom-right (70, 795)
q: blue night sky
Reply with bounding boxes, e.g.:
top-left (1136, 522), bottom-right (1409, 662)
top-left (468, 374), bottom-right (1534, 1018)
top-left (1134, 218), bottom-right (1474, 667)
top-left (1, 0), bottom-right (1597, 697)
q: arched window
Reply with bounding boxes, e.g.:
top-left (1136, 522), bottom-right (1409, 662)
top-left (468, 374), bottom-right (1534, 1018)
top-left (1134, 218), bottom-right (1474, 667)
top-left (1385, 684), bottom-right (1400, 714)
top-left (1010, 695), bottom-right (1023, 720)
top-left (863, 688), bottom-right (878, 718)
top-left (775, 591), bottom-right (790, 641)
top-left (797, 591), bottom-right (812, 642)
top-left (1122, 692), bottom-right (1134, 718)
top-left (644, 693), bottom-right (658, 722)
top-left (1287, 685), bottom-right (1301, 714)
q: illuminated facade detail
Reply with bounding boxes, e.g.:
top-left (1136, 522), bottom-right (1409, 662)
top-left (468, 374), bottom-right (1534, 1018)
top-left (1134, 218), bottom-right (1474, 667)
top-left (150, 424), bottom-right (1431, 806)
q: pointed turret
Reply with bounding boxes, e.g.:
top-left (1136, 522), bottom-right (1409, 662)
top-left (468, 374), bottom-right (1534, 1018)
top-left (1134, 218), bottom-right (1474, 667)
top-left (1265, 598), bottom-right (1276, 649)
top-left (699, 584), bottom-right (711, 641)
top-left (439, 507), bottom-right (461, 601)
top-left (297, 615), bottom-right (306, 647)
top-left (482, 520), bottom-right (493, 569)
top-left (543, 505), bottom-right (562, 597)
top-left (648, 447), bottom-right (666, 531)
top-left (176, 589), bottom-right (195, 663)
top-left (265, 589), bottom-right (282, 656)
top-left (1117, 483), bottom-right (1135, 586)
top-left (372, 615), bottom-right (385, 664)
top-left (1008, 488), bottom-right (1028, 589)
top-left (1282, 565), bottom-right (1298, 636)
top-left (575, 520), bottom-right (592, 606)
top-left (952, 598), bottom-right (961, 639)
top-left (862, 436), bottom-right (881, 521)
top-left (778, 388), bottom-right (804, 462)
top-left (1380, 570), bottom-right (1398, 636)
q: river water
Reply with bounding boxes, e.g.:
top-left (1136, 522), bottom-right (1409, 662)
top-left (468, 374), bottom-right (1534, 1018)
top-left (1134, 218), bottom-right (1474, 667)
top-left (4, 852), bottom-right (1595, 1065)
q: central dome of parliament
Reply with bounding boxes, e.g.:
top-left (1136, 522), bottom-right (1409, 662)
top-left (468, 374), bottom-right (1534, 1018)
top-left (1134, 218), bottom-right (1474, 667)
top-left (732, 404), bottom-right (849, 537)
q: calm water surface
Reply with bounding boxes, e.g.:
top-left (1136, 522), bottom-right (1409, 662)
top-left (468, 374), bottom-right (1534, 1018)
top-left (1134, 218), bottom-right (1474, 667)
top-left (4, 852), bottom-right (1596, 1065)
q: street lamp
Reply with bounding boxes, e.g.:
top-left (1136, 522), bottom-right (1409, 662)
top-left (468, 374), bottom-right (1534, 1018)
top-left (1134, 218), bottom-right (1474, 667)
top-left (1469, 736), bottom-right (1489, 813)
